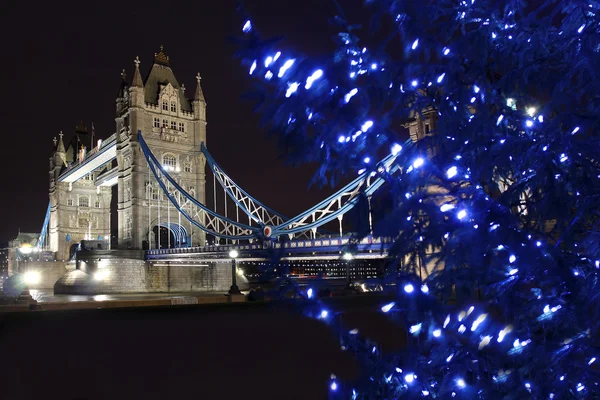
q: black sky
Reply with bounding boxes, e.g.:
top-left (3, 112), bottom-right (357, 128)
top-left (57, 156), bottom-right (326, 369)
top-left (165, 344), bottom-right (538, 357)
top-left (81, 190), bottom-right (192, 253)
top-left (0, 0), bottom-right (369, 244)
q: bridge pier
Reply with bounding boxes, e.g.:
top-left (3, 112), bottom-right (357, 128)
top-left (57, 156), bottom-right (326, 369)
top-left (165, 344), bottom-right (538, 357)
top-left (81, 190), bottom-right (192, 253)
top-left (53, 250), bottom-right (249, 295)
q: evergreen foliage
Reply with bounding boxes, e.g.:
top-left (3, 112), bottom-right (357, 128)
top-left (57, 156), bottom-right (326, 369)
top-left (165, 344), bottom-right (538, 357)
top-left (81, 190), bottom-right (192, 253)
top-left (235, 1), bottom-right (600, 398)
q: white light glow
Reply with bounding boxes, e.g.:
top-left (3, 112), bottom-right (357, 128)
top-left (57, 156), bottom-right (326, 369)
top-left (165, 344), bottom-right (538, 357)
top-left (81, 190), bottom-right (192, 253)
top-left (391, 143), bottom-right (402, 155)
top-left (457, 210), bottom-right (467, 220)
top-left (229, 250), bottom-right (239, 258)
top-left (278, 59), bottom-right (295, 78)
top-left (433, 329), bottom-right (441, 337)
top-left (24, 271), bottom-right (40, 284)
top-left (305, 69), bottom-right (324, 89)
top-left (413, 158), bottom-right (425, 168)
top-left (446, 166), bottom-right (458, 178)
top-left (381, 302), bottom-right (395, 313)
top-left (404, 284), bottom-right (414, 293)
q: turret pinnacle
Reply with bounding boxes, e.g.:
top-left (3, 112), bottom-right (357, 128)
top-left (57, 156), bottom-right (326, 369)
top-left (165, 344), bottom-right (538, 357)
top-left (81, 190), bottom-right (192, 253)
top-left (131, 56), bottom-right (144, 87)
top-left (194, 72), bottom-right (205, 102)
top-left (56, 131), bottom-right (66, 154)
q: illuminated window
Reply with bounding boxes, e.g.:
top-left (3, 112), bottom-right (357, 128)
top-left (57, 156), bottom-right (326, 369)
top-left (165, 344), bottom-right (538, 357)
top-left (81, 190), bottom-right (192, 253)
top-left (162, 101), bottom-right (168, 110)
top-left (184, 163), bottom-right (192, 173)
top-left (178, 122), bottom-right (185, 132)
top-left (153, 118), bottom-right (160, 128)
top-left (170, 121), bottom-right (176, 130)
top-left (163, 154), bottom-right (177, 170)
top-left (67, 197), bottom-right (73, 206)
top-left (78, 196), bottom-right (89, 207)
top-left (162, 119), bottom-right (168, 128)
top-left (170, 102), bottom-right (176, 112)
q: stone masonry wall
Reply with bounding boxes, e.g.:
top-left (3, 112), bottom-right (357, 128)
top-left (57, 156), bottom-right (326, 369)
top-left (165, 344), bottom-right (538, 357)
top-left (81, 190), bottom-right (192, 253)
top-left (22, 261), bottom-right (70, 289)
top-left (54, 250), bottom-right (243, 294)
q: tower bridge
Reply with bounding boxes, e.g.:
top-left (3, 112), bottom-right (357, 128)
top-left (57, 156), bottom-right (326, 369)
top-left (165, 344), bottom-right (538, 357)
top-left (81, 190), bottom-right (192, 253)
top-left (22, 46), bottom-right (435, 295)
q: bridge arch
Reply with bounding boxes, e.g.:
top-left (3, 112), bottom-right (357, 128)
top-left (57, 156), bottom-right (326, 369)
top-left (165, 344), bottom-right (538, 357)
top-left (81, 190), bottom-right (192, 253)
top-left (149, 221), bottom-right (190, 249)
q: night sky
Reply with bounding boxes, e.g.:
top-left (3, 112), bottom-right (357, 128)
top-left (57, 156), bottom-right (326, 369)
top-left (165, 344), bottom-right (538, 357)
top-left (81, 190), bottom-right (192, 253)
top-left (0, 0), bottom-right (369, 244)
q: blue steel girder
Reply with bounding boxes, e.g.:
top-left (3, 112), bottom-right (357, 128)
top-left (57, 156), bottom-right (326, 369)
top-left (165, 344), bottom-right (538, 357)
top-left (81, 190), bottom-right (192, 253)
top-left (139, 132), bottom-right (261, 240)
top-left (36, 202), bottom-right (51, 248)
top-left (201, 143), bottom-right (287, 227)
top-left (269, 153), bottom-right (400, 237)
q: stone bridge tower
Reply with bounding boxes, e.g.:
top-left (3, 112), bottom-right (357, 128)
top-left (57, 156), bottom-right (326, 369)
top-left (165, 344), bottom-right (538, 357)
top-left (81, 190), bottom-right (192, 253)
top-left (48, 124), bottom-right (112, 261)
top-left (116, 46), bottom-right (207, 250)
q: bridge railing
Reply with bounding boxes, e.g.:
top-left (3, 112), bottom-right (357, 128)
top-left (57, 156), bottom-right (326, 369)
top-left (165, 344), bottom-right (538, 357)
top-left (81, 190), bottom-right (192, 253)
top-left (145, 236), bottom-right (395, 257)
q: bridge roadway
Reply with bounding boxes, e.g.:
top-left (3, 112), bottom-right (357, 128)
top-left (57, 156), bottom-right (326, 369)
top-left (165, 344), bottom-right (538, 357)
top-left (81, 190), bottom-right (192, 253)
top-left (145, 236), bottom-right (393, 261)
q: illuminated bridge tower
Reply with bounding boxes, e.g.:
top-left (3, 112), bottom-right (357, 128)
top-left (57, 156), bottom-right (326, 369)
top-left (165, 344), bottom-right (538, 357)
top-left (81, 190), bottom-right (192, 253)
top-left (116, 47), bottom-right (207, 250)
top-left (48, 124), bottom-right (112, 261)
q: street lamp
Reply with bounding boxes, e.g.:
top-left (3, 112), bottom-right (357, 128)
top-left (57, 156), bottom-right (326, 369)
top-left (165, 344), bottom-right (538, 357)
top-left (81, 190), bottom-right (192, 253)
top-left (343, 252), bottom-right (354, 285)
top-left (228, 249), bottom-right (241, 295)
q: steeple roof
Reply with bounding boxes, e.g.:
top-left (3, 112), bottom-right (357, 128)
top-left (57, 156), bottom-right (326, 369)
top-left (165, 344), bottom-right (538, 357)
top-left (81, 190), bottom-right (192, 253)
top-left (194, 72), bottom-right (205, 102)
top-left (131, 56), bottom-right (144, 88)
top-left (55, 131), bottom-right (66, 154)
top-left (142, 46), bottom-right (192, 112)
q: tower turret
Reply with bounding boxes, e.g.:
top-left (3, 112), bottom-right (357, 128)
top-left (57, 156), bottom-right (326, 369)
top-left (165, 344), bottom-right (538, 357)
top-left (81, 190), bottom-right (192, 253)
top-left (193, 72), bottom-right (206, 122)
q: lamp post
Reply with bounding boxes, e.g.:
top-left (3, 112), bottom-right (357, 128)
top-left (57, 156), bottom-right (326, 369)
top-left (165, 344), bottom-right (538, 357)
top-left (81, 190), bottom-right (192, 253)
top-left (343, 252), bottom-right (353, 285)
top-left (228, 249), bottom-right (241, 295)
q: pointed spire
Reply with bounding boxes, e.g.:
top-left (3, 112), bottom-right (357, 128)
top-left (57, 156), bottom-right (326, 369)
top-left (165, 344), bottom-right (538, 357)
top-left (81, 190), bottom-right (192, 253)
top-left (131, 56), bottom-right (143, 87)
top-left (56, 131), bottom-right (66, 154)
top-left (194, 72), bottom-right (205, 102)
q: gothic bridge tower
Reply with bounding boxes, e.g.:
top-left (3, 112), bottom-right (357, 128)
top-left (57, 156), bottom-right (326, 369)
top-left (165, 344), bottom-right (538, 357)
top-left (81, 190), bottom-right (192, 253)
top-left (48, 124), bottom-right (112, 261)
top-left (116, 46), bottom-right (207, 249)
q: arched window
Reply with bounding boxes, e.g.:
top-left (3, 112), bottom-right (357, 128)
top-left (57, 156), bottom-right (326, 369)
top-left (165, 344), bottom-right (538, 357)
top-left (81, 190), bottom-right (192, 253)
top-left (162, 154), bottom-right (177, 171)
top-left (170, 102), bottom-right (177, 112)
top-left (162, 101), bottom-right (168, 110)
top-left (78, 196), bottom-right (89, 207)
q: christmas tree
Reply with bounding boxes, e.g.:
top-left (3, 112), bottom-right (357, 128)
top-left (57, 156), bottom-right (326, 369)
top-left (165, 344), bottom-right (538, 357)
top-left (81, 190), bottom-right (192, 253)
top-left (235, 0), bottom-right (600, 398)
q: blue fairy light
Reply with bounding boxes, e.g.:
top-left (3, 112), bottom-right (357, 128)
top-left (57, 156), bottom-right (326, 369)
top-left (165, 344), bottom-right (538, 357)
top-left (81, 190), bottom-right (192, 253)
top-left (411, 80), bottom-right (418, 87)
top-left (456, 378), bottom-right (466, 388)
top-left (278, 59), bottom-right (295, 78)
top-left (249, 60), bottom-right (257, 75)
top-left (363, 157), bottom-right (370, 163)
top-left (509, 268), bottom-right (518, 275)
top-left (421, 284), bottom-right (429, 293)
top-left (447, 166), bottom-right (458, 178)
top-left (381, 302), bottom-right (395, 312)
top-left (437, 72), bottom-right (446, 83)
top-left (526, 120), bottom-right (534, 127)
top-left (242, 20), bottom-right (252, 33)
top-left (497, 114), bottom-right (504, 125)
top-left (264, 56), bottom-right (273, 68)
top-left (457, 210), bottom-right (467, 220)
top-left (361, 120), bottom-right (374, 131)
top-left (443, 47), bottom-right (450, 55)
top-left (474, 85), bottom-right (480, 93)
top-left (391, 143), bottom-right (402, 155)
top-left (433, 329), bottom-right (441, 337)
top-left (412, 39), bottom-right (419, 49)
top-left (440, 204), bottom-right (455, 212)
top-left (338, 135), bottom-right (345, 143)
top-left (509, 254), bottom-right (516, 263)
top-left (320, 310), bottom-right (329, 318)
top-left (578, 23), bottom-right (586, 33)
top-left (571, 126), bottom-right (580, 134)
top-left (404, 283), bottom-right (415, 293)
top-left (305, 69), bottom-right (323, 89)
top-left (307, 288), bottom-right (313, 299)
top-left (344, 88), bottom-right (358, 103)
top-left (285, 82), bottom-right (300, 98)
top-left (413, 158), bottom-right (425, 168)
